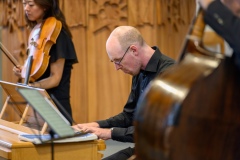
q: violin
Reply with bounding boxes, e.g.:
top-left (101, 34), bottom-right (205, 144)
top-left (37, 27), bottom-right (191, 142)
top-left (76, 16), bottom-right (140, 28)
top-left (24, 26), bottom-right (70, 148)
top-left (21, 17), bottom-right (62, 82)
top-left (0, 17), bottom-right (62, 83)
top-left (134, 9), bottom-right (240, 160)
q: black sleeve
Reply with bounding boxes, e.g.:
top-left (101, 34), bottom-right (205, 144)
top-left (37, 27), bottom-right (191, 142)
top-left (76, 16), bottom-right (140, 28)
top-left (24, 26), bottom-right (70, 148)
top-left (97, 112), bottom-right (133, 128)
top-left (97, 77), bottom-right (138, 143)
top-left (203, 0), bottom-right (240, 53)
top-left (97, 112), bottom-right (135, 142)
top-left (96, 88), bottom-right (142, 143)
top-left (111, 126), bottom-right (134, 142)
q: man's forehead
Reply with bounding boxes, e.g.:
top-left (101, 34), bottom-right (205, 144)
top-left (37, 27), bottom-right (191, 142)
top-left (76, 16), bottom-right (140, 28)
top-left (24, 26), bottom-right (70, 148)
top-left (107, 37), bottom-right (121, 50)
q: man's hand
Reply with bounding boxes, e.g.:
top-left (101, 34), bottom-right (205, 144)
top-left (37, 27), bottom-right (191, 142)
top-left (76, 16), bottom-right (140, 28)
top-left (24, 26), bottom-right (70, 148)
top-left (221, 0), bottom-right (240, 17)
top-left (72, 122), bottom-right (100, 132)
top-left (83, 127), bottom-right (112, 140)
top-left (197, 0), bottom-right (214, 9)
top-left (198, 0), bottom-right (240, 17)
top-left (72, 123), bottom-right (112, 140)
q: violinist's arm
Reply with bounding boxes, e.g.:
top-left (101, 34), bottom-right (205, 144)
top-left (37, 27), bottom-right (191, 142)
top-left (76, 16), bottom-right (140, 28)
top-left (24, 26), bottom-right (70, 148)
top-left (30, 58), bottom-right (65, 89)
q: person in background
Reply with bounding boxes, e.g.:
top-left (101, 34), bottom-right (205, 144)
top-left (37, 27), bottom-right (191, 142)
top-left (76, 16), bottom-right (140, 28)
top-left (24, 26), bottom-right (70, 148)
top-left (73, 26), bottom-right (175, 160)
top-left (198, 0), bottom-right (240, 68)
top-left (13, 0), bottom-right (78, 124)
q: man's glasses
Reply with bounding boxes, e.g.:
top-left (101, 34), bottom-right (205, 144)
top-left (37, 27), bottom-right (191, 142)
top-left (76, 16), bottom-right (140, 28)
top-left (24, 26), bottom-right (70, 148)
top-left (112, 46), bottom-right (130, 65)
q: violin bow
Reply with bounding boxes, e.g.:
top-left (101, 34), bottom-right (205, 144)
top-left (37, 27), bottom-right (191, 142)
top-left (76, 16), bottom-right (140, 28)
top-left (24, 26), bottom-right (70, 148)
top-left (0, 42), bottom-right (20, 67)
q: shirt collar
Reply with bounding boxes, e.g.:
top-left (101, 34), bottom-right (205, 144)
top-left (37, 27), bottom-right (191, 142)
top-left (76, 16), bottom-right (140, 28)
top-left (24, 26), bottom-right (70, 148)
top-left (140, 46), bottom-right (162, 73)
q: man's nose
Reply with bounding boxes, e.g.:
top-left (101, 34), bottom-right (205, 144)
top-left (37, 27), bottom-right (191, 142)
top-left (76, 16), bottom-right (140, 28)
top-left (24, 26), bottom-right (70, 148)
top-left (114, 63), bottom-right (121, 70)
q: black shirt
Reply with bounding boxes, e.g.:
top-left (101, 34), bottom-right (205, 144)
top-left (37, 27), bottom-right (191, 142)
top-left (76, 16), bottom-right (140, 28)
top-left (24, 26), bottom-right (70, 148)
top-left (204, 0), bottom-right (240, 68)
top-left (97, 46), bottom-right (175, 142)
top-left (38, 28), bottom-right (78, 123)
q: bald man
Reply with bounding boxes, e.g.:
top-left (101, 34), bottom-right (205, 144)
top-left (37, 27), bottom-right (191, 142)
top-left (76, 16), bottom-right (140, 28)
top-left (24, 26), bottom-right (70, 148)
top-left (73, 26), bottom-right (175, 160)
top-left (198, 0), bottom-right (240, 68)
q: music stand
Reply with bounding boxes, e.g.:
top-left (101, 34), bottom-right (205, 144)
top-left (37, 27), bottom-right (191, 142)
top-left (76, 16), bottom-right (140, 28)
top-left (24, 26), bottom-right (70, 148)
top-left (17, 87), bottom-right (79, 143)
top-left (0, 80), bottom-right (50, 134)
top-left (16, 87), bottom-right (98, 145)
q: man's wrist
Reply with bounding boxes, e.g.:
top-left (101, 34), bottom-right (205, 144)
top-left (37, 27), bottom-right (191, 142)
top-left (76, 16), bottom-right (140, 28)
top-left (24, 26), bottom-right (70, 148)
top-left (110, 128), bottom-right (114, 139)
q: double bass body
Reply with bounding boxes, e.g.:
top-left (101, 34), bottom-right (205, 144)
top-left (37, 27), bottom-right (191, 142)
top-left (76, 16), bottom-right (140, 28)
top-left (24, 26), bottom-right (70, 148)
top-left (134, 10), bottom-right (240, 160)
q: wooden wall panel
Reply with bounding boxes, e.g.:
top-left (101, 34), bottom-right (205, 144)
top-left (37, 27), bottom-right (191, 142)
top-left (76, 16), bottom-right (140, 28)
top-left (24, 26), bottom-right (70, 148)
top-left (70, 27), bottom-right (88, 123)
top-left (59, 0), bottom-right (89, 123)
top-left (1, 27), bottom-right (31, 121)
top-left (87, 0), bottom-right (131, 122)
top-left (0, 0), bottom-right (29, 120)
top-left (0, 0), bottom-right (196, 124)
top-left (155, 0), bottom-right (197, 59)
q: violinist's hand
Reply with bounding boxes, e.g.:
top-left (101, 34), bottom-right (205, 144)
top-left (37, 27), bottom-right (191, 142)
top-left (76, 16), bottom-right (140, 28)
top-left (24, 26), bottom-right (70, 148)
top-left (13, 65), bottom-right (23, 78)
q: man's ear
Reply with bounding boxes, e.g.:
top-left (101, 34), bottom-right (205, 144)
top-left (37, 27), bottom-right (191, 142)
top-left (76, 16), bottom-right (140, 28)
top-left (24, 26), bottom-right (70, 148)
top-left (130, 45), bottom-right (138, 56)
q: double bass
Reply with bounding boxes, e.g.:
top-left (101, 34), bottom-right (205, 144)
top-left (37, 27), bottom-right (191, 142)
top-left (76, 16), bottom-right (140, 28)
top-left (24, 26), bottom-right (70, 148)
top-left (0, 16), bottom-right (62, 83)
top-left (134, 9), bottom-right (240, 160)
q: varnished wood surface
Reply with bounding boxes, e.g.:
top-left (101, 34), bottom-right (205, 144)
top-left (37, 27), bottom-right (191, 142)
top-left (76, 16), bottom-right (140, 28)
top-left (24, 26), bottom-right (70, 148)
top-left (134, 10), bottom-right (240, 160)
top-left (0, 0), bottom-right (196, 123)
top-left (0, 120), bottom-right (105, 160)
